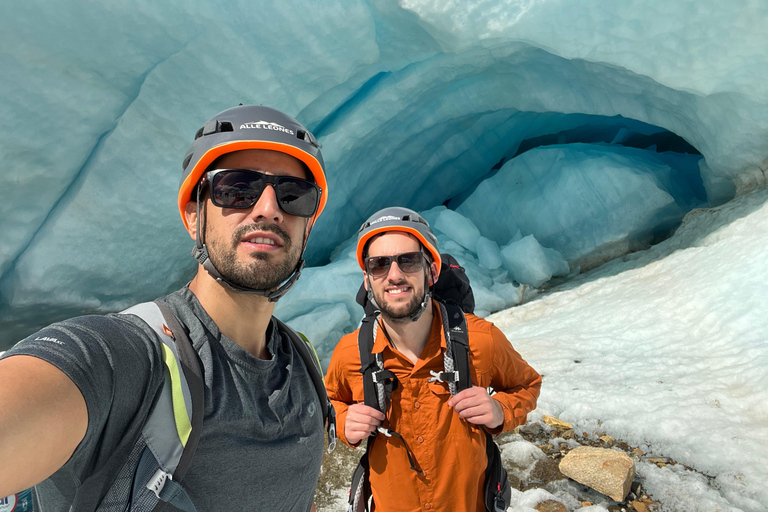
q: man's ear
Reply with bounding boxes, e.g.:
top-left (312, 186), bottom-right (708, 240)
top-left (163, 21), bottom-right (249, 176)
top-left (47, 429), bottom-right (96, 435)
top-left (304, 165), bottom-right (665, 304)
top-left (184, 201), bottom-right (198, 240)
top-left (429, 261), bottom-right (439, 286)
top-left (363, 272), bottom-right (370, 291)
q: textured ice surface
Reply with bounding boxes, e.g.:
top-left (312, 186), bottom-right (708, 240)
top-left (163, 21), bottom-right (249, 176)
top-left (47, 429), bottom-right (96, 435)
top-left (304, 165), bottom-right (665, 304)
top-left (456, 143), bottom-right (705, 267)
top-left (500, 235), bottom-right (569, 288)
top-left (2, 0), bottom-right (768, 345)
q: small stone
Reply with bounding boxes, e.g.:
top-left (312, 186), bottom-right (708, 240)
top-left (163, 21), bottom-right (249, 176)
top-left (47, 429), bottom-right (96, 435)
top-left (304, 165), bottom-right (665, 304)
top-left (562, 429), bottom-right (576, 440)
top-left (600, 435), bottom-right (616, 446)
top-left (530, 458), bottom-right (565, 484)
top-left (630, 501), bottom-right (651, 512)
top-left (643, 456), bottom-right (671, 464)
top-left (543, 415), bottom-right (573, 430)
top-left (581, 502), bottom-right (593, 507)
top-left (520, 422), bottom-right (545, 437)
top-left (534, 500), bottom-right (568, 512)
top-left (630, 448), bottom-right (644, 457)
top-left (559, 446), bottom-right (636, 502)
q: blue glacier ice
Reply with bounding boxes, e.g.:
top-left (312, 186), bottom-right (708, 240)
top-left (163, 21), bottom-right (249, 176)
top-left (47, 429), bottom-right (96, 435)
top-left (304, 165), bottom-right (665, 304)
top-left (1, 0), bottom-right (767, 349)
top-left (456, 143), bottom-right (707, 268)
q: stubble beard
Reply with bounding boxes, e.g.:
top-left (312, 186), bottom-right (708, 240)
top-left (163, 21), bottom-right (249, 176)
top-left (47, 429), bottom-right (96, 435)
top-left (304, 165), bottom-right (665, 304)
top-left (208, 221), bottom-right (303, 290)
top-left (373, 279), bottom-right (425, 324)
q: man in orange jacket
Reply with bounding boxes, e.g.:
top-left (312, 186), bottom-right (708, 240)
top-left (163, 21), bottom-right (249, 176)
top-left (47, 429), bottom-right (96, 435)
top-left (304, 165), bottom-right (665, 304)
top-left (325, 207), bottom-right (541, 512)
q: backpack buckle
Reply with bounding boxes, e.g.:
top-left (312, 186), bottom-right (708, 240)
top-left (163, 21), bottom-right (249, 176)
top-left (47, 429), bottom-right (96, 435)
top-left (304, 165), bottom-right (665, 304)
top-left (428, 369), bottom-right (459, 383)
top-left (377, 426), bottom-right (393, 437)
top-left (146, 469), bottom-right (171, 499)
top-left (327, 422), bottom-right (337, 453)
top-left (371, 368), bottom-right (392, 384)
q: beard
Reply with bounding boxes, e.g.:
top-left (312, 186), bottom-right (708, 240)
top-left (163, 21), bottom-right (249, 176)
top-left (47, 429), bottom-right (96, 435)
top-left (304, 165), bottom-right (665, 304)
top-left (207, 221), bottom-right (302, 291)
top-left (372, 278), bottom-right (426, 323)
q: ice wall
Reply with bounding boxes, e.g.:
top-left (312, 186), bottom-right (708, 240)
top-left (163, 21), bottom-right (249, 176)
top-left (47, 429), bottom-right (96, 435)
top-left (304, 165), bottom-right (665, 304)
top-left (456, 143), bottom-right (706, 267)
top-left (1, 0), bottom-right (767, 349)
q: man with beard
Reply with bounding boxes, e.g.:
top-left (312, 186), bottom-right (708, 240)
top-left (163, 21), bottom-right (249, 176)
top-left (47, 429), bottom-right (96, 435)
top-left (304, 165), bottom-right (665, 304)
top-left (324, 207), bottom-right (541, 512)
top-left (0, 105), bottom-right (332, 512)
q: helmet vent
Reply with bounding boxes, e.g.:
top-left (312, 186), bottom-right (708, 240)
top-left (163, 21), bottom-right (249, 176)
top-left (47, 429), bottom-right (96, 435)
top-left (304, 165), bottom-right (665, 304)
top-left (297, 129), bottom-right (321, 148)
top-left (219, 122), bottom-right (233, 133)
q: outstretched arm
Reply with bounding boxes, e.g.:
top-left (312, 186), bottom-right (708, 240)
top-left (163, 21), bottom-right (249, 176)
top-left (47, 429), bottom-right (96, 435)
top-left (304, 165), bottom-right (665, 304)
top-left (0, 355), bottom-right (87, 497)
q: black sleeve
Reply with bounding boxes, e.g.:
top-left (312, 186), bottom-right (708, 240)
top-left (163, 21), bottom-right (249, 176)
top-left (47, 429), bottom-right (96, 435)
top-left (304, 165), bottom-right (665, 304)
top-left (1, 313), bottom-right (165, 481)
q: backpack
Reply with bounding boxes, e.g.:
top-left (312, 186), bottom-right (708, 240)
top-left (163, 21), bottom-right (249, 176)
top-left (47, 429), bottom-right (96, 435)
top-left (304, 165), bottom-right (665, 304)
top-left (72, 300), bottom-right (336, 512)
top-left (348, 255), bottom-right (510, 512)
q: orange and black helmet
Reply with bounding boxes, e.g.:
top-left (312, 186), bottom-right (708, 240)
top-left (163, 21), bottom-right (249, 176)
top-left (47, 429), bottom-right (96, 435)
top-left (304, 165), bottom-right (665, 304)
top-left (356, 207), bottom-right (441, 278)
top-left (179, 105), bottom-right (328, 229)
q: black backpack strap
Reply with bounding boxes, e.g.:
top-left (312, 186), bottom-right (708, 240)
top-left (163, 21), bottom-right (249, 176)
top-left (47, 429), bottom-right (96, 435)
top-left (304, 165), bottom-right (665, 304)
top-left (358, 314), bottom-right (396, 413)
top-left (275, 318), bottom-right (337, 452)
top-left (483, 431), bottom-right (511, 512)
top-left (347, 443), bottom-right (372, 512)
top-left (436, 302), bottom-right (511, 512)
top-left (443, 302), bottom-right (472, 393)
top-left (348, 314), bottom-right (418, 511)
top-left (428, 302), bottom-right (471, 395)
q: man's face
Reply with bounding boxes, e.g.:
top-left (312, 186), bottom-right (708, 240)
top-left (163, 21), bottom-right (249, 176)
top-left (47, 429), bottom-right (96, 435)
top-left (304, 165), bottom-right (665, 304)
top-left (185, 149), bottom-right (312, 290)
top-left (364, 232), bottom-right (435, 322)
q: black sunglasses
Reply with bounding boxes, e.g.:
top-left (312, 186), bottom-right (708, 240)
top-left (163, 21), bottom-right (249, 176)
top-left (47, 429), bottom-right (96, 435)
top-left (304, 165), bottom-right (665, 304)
top-left (205, 168), bottom-right (321, 218)
top-left (365, 251), bottom-right (425, 278)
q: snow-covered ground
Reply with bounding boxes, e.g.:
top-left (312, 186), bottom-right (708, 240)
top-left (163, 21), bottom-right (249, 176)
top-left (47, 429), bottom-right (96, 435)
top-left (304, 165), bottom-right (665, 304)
top-left (487, 187), bottom-right (768, 511)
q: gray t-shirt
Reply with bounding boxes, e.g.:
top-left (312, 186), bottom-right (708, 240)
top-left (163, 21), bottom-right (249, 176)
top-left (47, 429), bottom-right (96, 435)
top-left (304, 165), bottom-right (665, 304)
top-left (1, 287), bottom-right (324, 512)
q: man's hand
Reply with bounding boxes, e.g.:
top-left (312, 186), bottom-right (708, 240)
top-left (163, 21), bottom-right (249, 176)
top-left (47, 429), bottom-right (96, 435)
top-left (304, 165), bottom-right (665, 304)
top-left (448, 386), bottom-right (504, 429)
top-left (344, 403), bottom-right (385, 445)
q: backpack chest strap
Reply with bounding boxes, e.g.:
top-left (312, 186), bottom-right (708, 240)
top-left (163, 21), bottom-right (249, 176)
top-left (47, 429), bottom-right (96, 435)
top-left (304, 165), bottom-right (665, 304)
top-left (438, 302), bottom-right (471, 395)
top-left (359, 315), bottom-right (397, 413)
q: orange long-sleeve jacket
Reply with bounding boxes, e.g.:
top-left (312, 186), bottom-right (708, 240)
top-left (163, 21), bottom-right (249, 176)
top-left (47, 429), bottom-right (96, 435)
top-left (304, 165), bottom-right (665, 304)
top-left (325, 302), bottom-right (541, 512)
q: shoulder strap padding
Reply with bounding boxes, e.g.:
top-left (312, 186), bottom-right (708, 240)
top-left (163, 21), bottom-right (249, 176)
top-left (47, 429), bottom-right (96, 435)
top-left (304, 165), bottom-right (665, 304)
top-left (152, 301), bottom-right (205, 482)
top-left (120, 301), bottom-right (203, 479)
top-left (442, 302), bottom-right (471, 392)
top-left (357, 315), bottom-right (382, 412)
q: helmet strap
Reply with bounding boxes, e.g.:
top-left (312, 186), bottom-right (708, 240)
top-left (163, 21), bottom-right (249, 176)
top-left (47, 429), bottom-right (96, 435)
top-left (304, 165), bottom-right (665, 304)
top-left (365, 274), bottom-right (381, 314)
top-left (408, 263), bottom-right (432, 322)
top-left (190, 182), bottom-right (307, 302)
